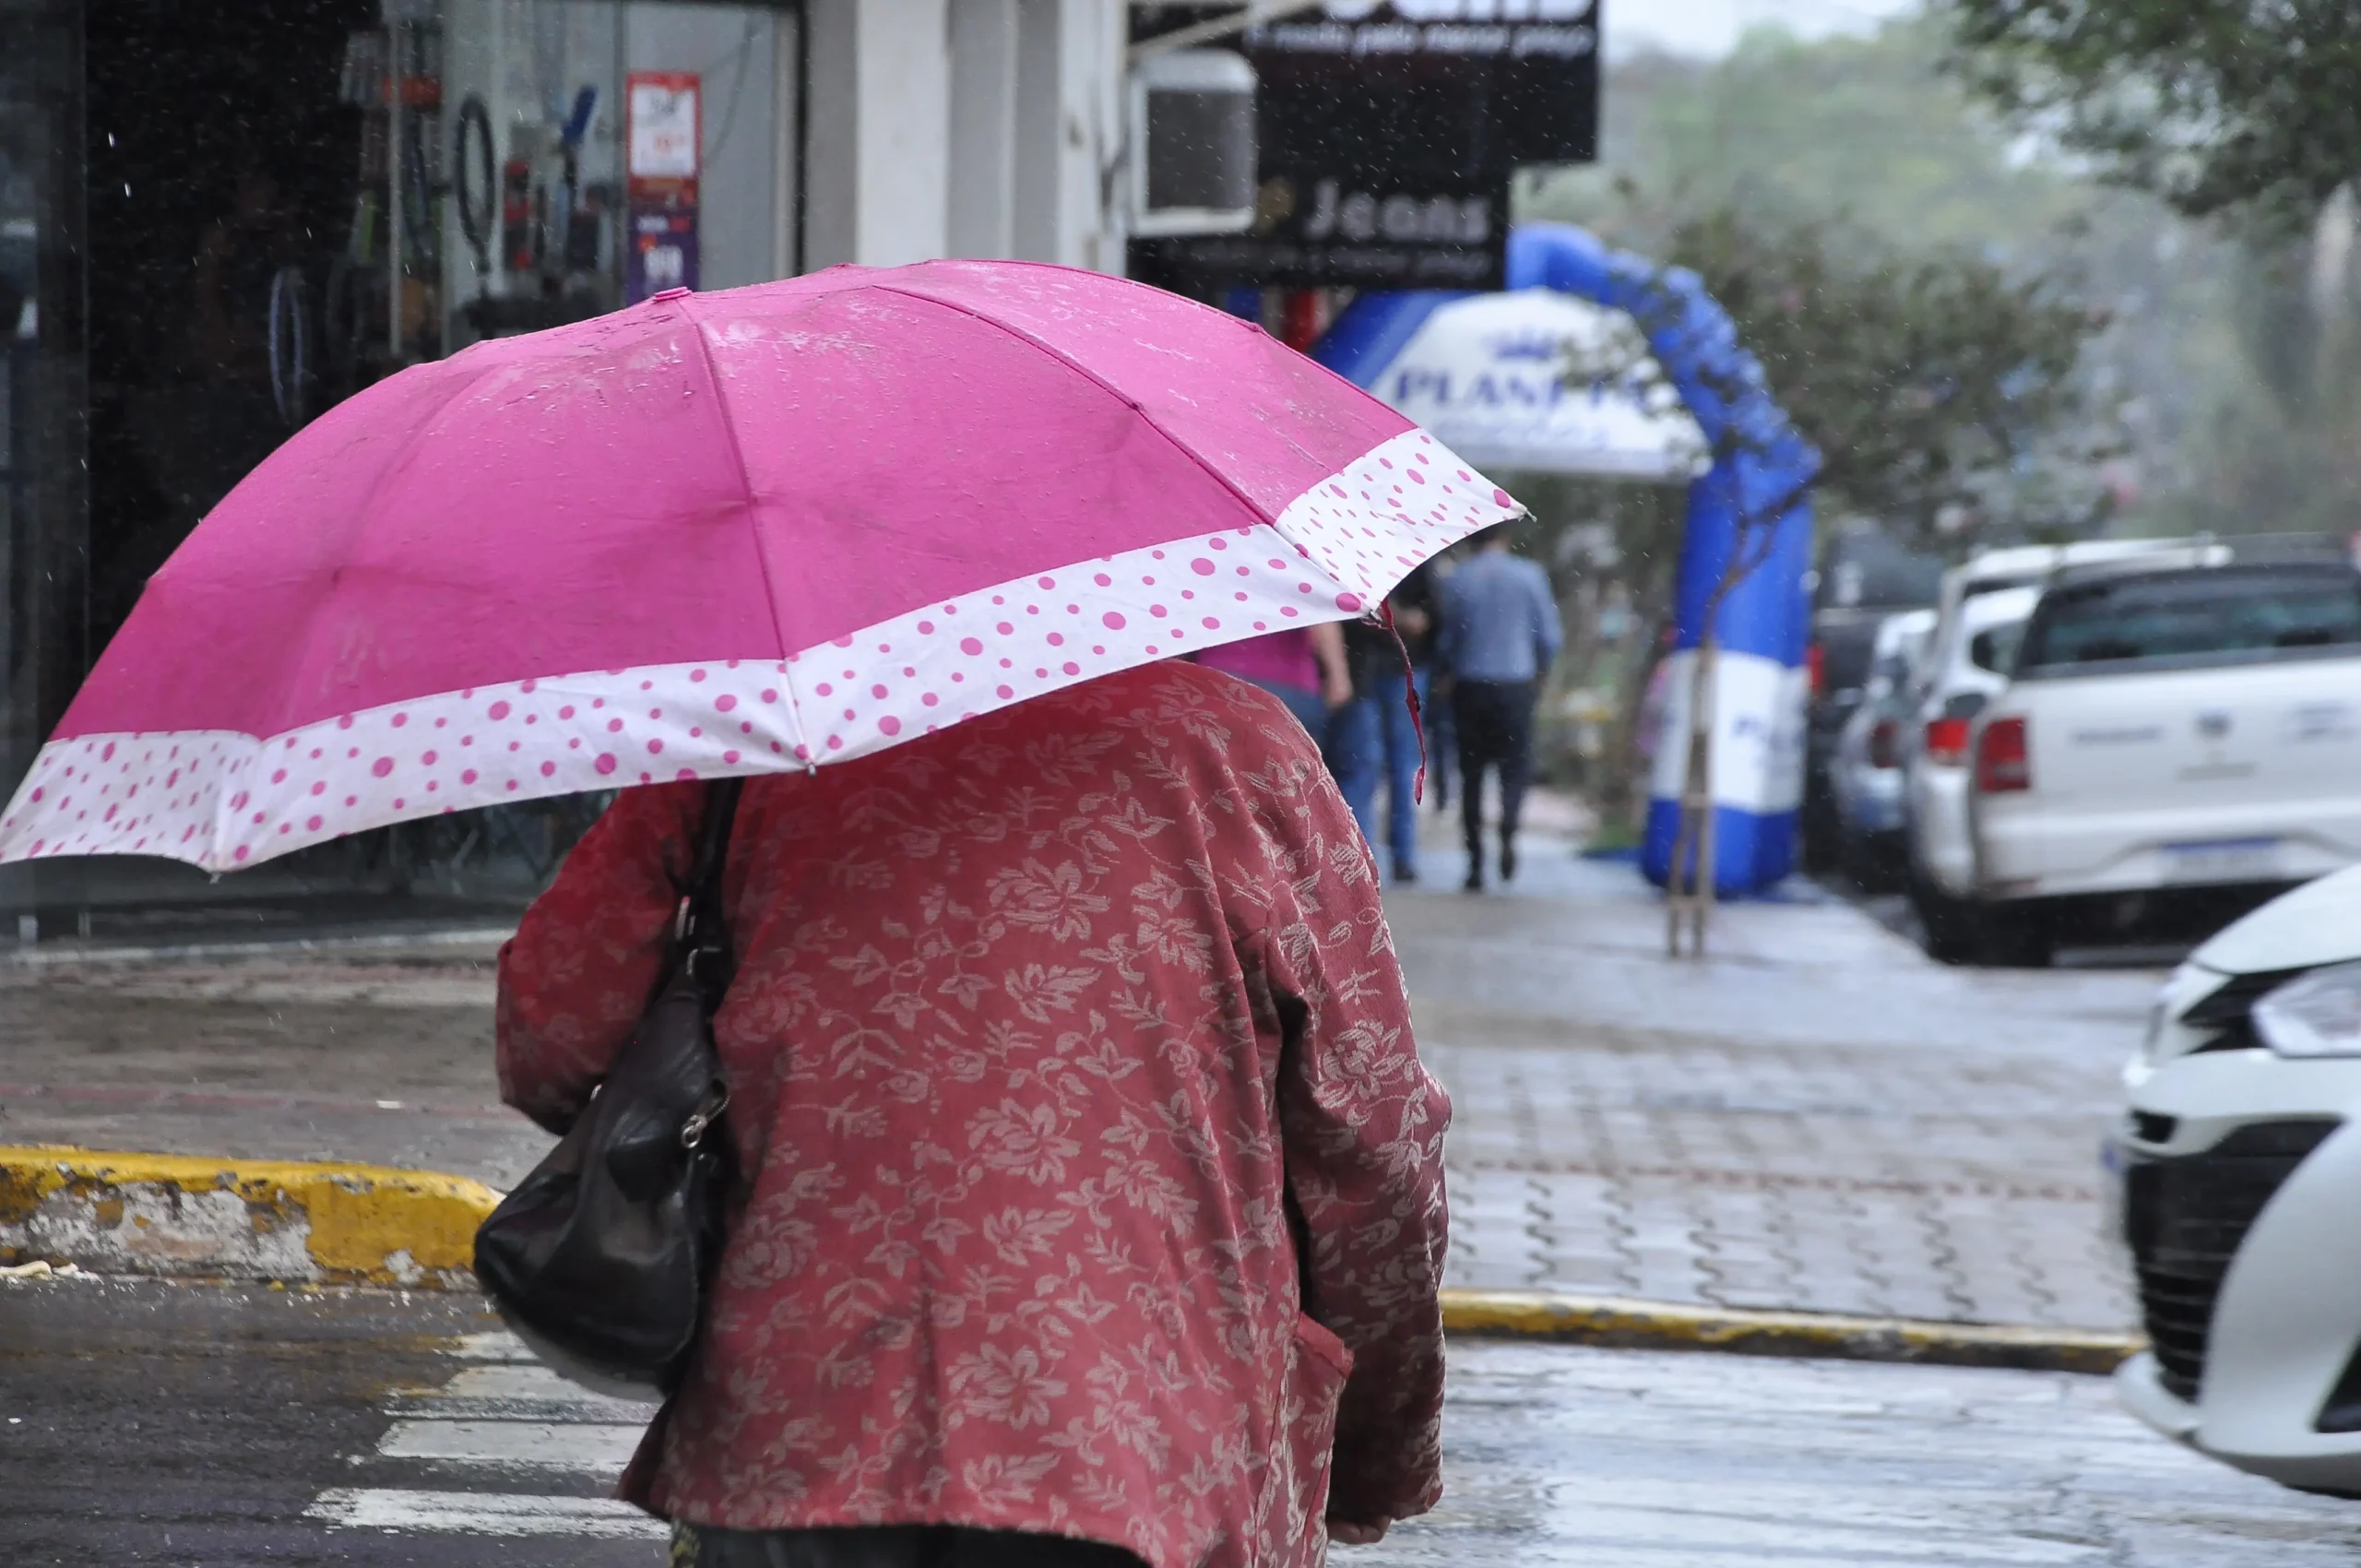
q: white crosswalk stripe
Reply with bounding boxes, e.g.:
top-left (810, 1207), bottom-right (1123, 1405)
top-left (306, 1490), bottom-right (666, 1538)
top-left (374, 1418), bottom-right (648, 1471)
top-left (304, 1328), bottom-right (667, 1541)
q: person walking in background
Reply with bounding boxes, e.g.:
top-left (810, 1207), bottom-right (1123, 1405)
top-left (1424, 557), bottom-right (1461, 818)
top-left (1437, 526), bottom-right (1563, 893)
top-left (1327, 562), bottom-right (1440, 883)
top-left (496, 661), bottom-right (1450, 1568)
top-left (1195, 620), bottom-right (1354, 738)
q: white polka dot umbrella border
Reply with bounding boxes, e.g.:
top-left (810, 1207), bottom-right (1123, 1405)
top-left (0, 429), bottom-right (1516, 872)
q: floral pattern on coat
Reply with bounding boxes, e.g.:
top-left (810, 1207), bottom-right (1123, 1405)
top-left (497, 660), bottom-right (1451, 1568)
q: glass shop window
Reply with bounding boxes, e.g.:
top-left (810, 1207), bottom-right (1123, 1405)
top-left (40, 0), bottom-right (794, 933)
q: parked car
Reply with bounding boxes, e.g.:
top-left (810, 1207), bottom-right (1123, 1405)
top-left (1828, 607), bottom-right (1935, 890)
top-left (2113, 863), bottom-right (2361, 1494)
top-left (1799, 529), bottom-right (1942, 871)
top-left (1966, 549), bottom-right (2361, 964)
top-left (1903, 584), bottom-right (2041, 957)
top-left (1902, 540), bottom-right (2213, 963)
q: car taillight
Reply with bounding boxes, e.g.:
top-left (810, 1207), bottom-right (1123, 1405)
top-left (1806, 642), bottom-right (1825, 697)
top-left (1868, 717), bottom-right (1901, 770)
top-left (1976, 716), bottom-right (2031, 793)
top-left (1924, 716), bottom-right (1971, 766)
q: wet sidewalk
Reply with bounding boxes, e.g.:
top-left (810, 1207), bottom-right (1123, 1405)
top-left (0, 933), bottom-right (550, 1188)
top-left (1393, 807), bottom-right (2152, 1331)
top-left (2, 799), bottom-right (2157, 1329)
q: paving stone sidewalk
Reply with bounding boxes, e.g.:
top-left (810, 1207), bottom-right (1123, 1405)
top-left (0, 935), bottom-right (550, 1186)
top-left (1, 811), bottom-right (2158, 1330)
top-left (1393, 814), bottom-right (2153, 1331)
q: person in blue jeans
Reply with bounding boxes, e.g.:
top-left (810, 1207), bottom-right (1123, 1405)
top-left (1424, 663), bottom-right (1457, 817)
top-left (1435, 527), bottom-right (1562, 892)
top-left (1326, 563), bottom-right (1440, 882)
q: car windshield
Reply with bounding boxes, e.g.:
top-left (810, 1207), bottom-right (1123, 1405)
top-left (2018, 567), bottom-right (2361, 673)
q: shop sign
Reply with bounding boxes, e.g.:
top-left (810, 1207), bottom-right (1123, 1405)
top-left (1128, 1), bottom-right (1598, 291)
top-left (625, 71), bottom-right (700, 303)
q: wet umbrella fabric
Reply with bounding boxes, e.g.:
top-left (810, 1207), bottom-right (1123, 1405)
top-left (0, 260), bottom-right (1518, 873)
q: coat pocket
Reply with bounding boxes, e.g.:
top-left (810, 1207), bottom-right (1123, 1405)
top-left (1287, 1315), bottom-right (1357, 1557)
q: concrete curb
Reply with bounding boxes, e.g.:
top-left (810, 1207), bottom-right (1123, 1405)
top-left (0, 1146), bottom-right (2141, 1373)
top-left (0, 1145), bottom-right (498, 1289)
top-left (1437, 1289), bottom-right (2140, 1375)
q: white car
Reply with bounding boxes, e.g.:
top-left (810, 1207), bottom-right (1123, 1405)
top-left (1968, 554), bottom-right (2361, 963)
top-left (2115, 863), bottom-right (2361, 1494)
top-left (1829, 607), bottom-right (1935, 887)
top-left (1903, 585), bottom-right (2039, 957)
top-left (1902, 539), bottom-right (2273, 963)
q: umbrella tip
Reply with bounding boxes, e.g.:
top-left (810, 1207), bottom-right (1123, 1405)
top-left (649, 287), bottom-right (694, 303)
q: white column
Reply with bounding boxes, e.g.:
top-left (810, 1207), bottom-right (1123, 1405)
top-left (1012, 0), bottom-right (1124, 272)
top-left (801, 0), bottom-right (952, 269)
top-left (948, 0), bottom-right (1020, 259)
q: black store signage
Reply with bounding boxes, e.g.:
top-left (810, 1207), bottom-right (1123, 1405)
top-left (1133, 2), bottom-right (1599, 291)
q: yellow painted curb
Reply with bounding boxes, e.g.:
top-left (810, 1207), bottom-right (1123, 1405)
top-left (0, 1145), bottom-right (499, 1289)
top-left (0, 1147), bottom-right (2142, 1374)
top-left (1439, 1288), bottom-right (2140, 1375)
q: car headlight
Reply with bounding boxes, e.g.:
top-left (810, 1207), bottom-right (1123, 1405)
top-left (2255, 960), bottom-right (2361, 1058)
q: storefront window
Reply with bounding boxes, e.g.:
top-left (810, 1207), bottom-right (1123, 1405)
top-left (0, 0), bottom-right (81, 932)
top-left (4, 0), bottom-right (796, 938)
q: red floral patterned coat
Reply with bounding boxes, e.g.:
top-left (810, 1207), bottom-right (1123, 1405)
top-left (496, 661), bottom-right (1451, 1568)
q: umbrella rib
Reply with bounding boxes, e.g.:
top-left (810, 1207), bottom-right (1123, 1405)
top-left (864, 281), bottom-right (1461, 608)
top-left (866, 282), bottom-right (1288, 534)
top-left (216, 359), bottom-right (506, 865)
top-left (672, 297), bottom-right (809, 760)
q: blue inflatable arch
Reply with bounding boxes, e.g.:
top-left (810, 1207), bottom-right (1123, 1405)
top-left (1312, 222), bottom-right (1820, 894)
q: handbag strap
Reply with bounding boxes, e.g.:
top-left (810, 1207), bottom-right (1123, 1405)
top-left (674, 777), bottom-right (744, 1001)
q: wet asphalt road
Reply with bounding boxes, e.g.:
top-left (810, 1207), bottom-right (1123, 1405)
top-left (15, 1276), bottom-right (2361, 1567)
top-left (0, 1277), bottom-right (658, 1567)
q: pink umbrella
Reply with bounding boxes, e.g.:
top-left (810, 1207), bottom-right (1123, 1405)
top-left (0, 261), bottom-right (1516, 872)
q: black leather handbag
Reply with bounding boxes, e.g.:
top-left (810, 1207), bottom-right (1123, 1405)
top-left (475, 778), bottom-right (743, 1396)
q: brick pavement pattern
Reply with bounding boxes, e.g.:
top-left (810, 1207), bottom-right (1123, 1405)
top-left (1, 814), bottom-right (2158, 1329)
top-left (1389, 828), bottom-right (2152, 1331)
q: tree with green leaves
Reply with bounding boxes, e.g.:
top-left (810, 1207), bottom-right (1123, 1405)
top-left (1528, 197), bottom-right (2115, 614)
top-left (1943, 1), bottom-right (2361, 536)
top-left (1658, 203), bottom-right (2117, 540)
top-left (1944, 0), bottom-right (2361, 223)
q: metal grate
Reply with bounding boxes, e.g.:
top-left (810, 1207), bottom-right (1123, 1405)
top-left (2124, 1119), bottom-right (2341, 1401)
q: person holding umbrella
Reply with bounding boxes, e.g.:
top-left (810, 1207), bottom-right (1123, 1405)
top-left (0, 263), bottom-right (1523, 1566)
top-left (500, 658), bottom-right (1445, 1566)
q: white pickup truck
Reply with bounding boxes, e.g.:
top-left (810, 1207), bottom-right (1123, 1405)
top-left (1966, 552), bottom-right (2361, 964)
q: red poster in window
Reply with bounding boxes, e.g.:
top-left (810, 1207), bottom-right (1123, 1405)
top-left (626, 71), bottom-right (700, 304)
top-left (626, 71), bottom-right (701, 190)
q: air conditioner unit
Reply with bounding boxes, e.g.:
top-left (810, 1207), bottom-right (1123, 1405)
top-left (1129, 50), bottom-right (1256, 238)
